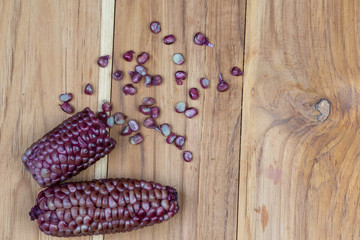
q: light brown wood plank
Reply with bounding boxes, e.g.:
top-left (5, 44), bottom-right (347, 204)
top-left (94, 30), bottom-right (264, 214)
top-left (94, 0), bottom-right (115, 180)
top-left (0, 0), bottom-right (105, 239)
top-left (108, 0), bottom-right (245, 239)
top-left (93, 1), bottom-right (115, 240)
top-left (239, 0), bottom-right (360, 239)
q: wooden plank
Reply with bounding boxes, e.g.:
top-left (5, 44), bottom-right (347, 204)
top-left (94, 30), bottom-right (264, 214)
top-left (93, 7), bottom-right (115, 240)
top-left (239, 0), bottom-right (360, 239)
top-left (0, 0), bottom-right (104, 239)
top-left (94, 0), bottom-right (115, 184)
top-left (108, 0), bottom-right (245, 239)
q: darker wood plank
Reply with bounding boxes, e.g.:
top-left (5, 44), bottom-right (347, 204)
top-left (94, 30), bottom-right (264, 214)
top-left (108, 0), bottom-right (245, 239)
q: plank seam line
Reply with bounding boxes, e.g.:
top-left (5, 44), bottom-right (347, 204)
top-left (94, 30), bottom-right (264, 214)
top-left (236, 0), bottom-right (248, 238)
top-left (106, 0), bottom-right (117, 186)
top-left (102, 1), bottom-right (116, 239)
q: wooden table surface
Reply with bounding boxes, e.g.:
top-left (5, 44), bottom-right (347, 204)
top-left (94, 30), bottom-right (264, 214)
top-left (1, 0), bottom-right (359, 239)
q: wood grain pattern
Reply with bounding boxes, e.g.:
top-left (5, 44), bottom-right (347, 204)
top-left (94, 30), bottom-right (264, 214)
top-left (0, 1), bottom-right (104, 239)
top-left (238, 0), bottom-right (360, 239)
top-left (107, 0), bottom-right (245, 240)
top-left (6, 0), bottom-right (359, 239)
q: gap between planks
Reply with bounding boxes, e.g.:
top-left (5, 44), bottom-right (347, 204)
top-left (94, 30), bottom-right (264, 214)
top-left (237, 0), bottom-right (249, 239)
top-left (94, 0), bottom-right (115, 239)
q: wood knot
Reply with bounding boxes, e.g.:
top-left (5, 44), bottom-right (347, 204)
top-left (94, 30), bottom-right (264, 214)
top-left (315, 99), bottom-right (331, 122)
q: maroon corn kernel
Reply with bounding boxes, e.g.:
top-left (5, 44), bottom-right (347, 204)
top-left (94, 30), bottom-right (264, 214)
top-left (128, 70), bottom-right (134, 76)
top-left (150, 106), bottom-right (160, 119)
top-left (231, 66), bottom-right (242, 76)
top-left (175, 102), bottom-right (187, 113)
top-left (217, 83), bottom-right (229, 92)
top-left (153, 125), bottom-right (161, 132)
top-left (137, 52), bottom-right (150, 64)
top-left (217, 74), bottom-right (229, 92)
top-left (176, 80), bottom-right (183, 85)
top-left (106, 116), bottom-right (115, 128)
top-left (166, 133), bottom-right (177, 144)
top-left (59, 93), bottom-right (73, 102)
top-left (151, 75), bottom-right (162, 86)
top-left (112, 70), bottom-right (124, 80)
top-left (189, 88), bottom-right (199, 100)
top-left (142, 97), bottom-right (156, 106)
top-left (144, 74), bottom-right (152, 87)
top-left (60, 102), bottom-right (74, 114)
top-left (123, 84), bottom-right (137, 95)
top-left (183, 151), bottom-right (193, 162)
top-left (175, 136), bottom-right (185, 150)
top-left (97, 111), bottom-right (108, 122)
top-left (135, 65), bottom-right (147, 76)
top-left (128, 71), bottom-right (143, 84)
top-left (172, 53), bottom-right (184, 65)
top-left (84, 83), bottom-right (94, 95)
top-left (131, 73), bottom-right (143, 84)
top-left (175, 71), bottom-right (187, 81)
top-left (102, 101), bottom-right (112, 112)
top-left (200, 78), bottom-right (210, 89)
top-left (130, 133), bottom-right (144, 145)
top-left (123, 50), bottom-right (135, 62)
top-left (143, 117), bottom-right (156, 128)
top-left (185, 107), bottom-right (198, 118)
top-left (128, 120), bottom-right (140, 132)
top-left (121, 125), bottom-right (132, 136)
top-left (114, 112), bottom-right (127, 125)
top-left (163, 35), bottom-right (176, 45)
top-left (29, 178), bottom-right (179, 236)
top-left (21, 108), bottom-right (116, 187)
top-left (150, 21), bottom-right (161, 34)
top-left (97, 55), bottom-right (110, 67)
top-left (139, 105), bottom-right (151, 115)
top-left (160, 124), bottom-right (171, 137)
top-left (193, 32), bottom-right (214, 47)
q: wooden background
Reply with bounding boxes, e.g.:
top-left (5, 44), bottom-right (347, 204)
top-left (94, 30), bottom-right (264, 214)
top-left (1, 0), bottom-right (359, 239)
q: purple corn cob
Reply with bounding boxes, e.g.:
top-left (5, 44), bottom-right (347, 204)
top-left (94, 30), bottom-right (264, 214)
top-left (29, 178), bottom-right (179, 237)
top-left (21, 108), bottom-right (116, 188)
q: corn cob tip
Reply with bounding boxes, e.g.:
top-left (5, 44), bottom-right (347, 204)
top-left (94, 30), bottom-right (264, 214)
top-left (166, 186), bottom-right (178, 201)
top-left (166, 186), bottom-right (179, 213)
top-left (29, 205), bottom-right (44, 221)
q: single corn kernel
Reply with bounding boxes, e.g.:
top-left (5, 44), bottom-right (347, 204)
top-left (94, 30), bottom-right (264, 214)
top-left (173, 53), bottom-right (184, 65)
top-left (142, 97), bottom-right (156, 106)
top-left (160, 124), bottom-right (171, 137)
top-left (175, 102), bottom-right (187, 113)
top-left (59, 93), bottom-right (73, 102)
top-left (130, 133), bottom-right (144, 145)
top-left (123, 50), bottom-right (135, 62)
top-left (137, 52), bottom-right (150, 64)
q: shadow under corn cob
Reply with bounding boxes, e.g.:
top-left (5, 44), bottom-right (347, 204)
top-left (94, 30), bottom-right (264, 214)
top-left (22, 107), bottom-right (116, 187)
top-left (29, 178), bottom-right (179, 237)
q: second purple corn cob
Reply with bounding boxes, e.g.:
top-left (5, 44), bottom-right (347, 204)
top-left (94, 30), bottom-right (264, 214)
top-left (22, 107), bottom-right (116, 188)
top-left (30, 178), bottom-right (179, 237)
